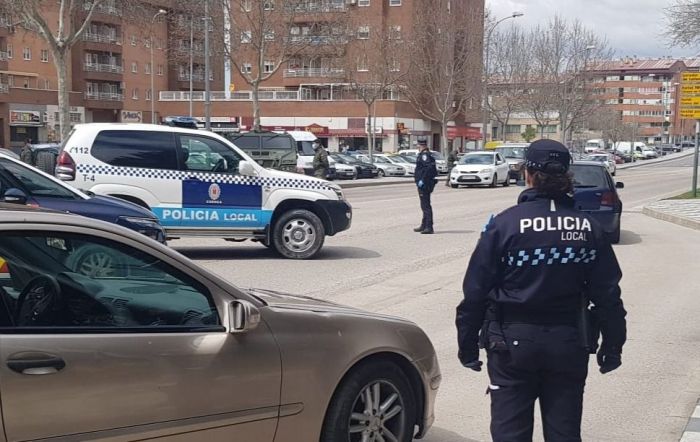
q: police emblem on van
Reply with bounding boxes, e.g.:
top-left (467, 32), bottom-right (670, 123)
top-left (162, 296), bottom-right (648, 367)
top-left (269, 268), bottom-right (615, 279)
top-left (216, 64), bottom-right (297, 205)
top-left (208, 183), bottom-right (221, 203)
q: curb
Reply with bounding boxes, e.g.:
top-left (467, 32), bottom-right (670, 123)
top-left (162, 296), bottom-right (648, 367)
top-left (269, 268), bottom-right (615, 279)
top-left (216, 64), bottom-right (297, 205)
top-left (338, 176), bottom-right (447, 189)
top-left (618, 151), bottom-right (695, 170)
top-left (642, 206), bottom-right (700, 231)
top-left (680, 401), bottom-right (700, 442)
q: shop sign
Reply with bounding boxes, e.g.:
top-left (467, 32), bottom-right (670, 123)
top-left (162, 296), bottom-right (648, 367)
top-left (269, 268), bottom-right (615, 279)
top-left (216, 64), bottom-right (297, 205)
top-left (121, 110), bottom-right (142, 123)
top-left (10, 110), bottom-right (42, 126)
top-left (305, 123), bottom-right (329, 135)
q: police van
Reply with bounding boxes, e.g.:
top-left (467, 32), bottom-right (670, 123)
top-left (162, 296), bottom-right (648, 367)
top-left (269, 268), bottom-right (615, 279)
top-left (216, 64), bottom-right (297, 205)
top-left (55, 123), bottom-right (352, 259)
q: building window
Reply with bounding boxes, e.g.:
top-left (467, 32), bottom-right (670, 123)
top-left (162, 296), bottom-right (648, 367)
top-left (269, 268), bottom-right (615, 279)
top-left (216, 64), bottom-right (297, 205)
top-left (241, 31), bottom-right (251, 43)
top-left (7, 75), bottom-right (13, 87)
top-left (505, 124), bottom-right (521, 134)
top-left (145, 38), bottom-right (151, 49)
top-left (22, 47), bottom-right (31, 60)
top-left (158, 64), bottom-right (164, 76)
top-left (264, 31), bottom-right (275, 41)
top-left (390, 59), bottom-right (400, 72)
top-left (358, 0), bottom-right (370, 6)
top-left (43, 79), bottom-right (50, 89)
top-left (130, 35), bottom-right (137, 46)
top-left (131, 62), bottom-right (138, 73)
top-left (132, 88), bottom-right (139, 100)
top-left (145, 62), bottom-right (151, 75)
top-left (390, 25), bottom-right (402, 40)
top-left (263, 0), bottom-right (274, 10)
top-left (357, 55), bottom-right (368, 72)
top-left (6, 43), bottom-right (12, 59)
top-left (40, 49), bottom-right (49, 62)
top-left (146, 88), bottom-right (152, 101)
top-left (241, 63), bottom-right (252, 74)
top-left (263, 61), bottom-right (275, 73)
top-left (357, 26), bottom-right (369, 39)
top-left (241, 0), bottom-right (252, 11)
top-left (390, 0), bottom-right (401, 5)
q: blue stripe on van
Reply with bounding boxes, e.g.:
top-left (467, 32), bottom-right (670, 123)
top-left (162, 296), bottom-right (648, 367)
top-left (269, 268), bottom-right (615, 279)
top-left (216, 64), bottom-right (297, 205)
top-left (152, 207), bottom-right (272, 228)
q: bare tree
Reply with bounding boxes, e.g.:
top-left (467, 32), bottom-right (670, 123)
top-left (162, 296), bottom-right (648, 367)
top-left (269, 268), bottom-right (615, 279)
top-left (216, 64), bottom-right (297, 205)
top-left (402, 0), bottom-right (482, 155)
top-left (486, 25), bottom-right (531, 141)
top-left (665, 0), bottom-right (700, 47)
top-left (343, 19), bottom-right (405, 160)
top-left (522, 16), bottom-right (611, 143)
top-left (589, 108), bottom-right (636, 150)
top-left (219, 0), bottom-right (348, 131)
top-left (0, 0), bottom-right (151, 141)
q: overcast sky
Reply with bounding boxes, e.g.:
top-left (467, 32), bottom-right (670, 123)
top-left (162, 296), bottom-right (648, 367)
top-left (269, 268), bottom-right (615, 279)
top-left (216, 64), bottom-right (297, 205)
top-left (486, 0), bottom-right (698, 59)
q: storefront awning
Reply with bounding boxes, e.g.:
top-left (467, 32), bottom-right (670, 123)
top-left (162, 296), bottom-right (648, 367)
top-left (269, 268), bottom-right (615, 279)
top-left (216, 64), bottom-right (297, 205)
top-left (447, 126), bottom-right (482, 140)
top-left (329, 129), bottom-right (387, 137)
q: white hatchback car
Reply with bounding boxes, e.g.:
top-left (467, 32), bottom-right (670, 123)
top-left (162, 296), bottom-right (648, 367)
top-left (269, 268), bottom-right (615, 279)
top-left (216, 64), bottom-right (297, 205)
top-left (587, 153), bottom-right (617, 176)
top-left (449, 152), bottom-right (510, 188)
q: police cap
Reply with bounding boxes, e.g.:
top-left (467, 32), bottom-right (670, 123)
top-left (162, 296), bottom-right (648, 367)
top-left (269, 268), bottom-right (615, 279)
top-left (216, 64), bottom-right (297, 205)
top-left (525, 139), bottom-right (571, 173)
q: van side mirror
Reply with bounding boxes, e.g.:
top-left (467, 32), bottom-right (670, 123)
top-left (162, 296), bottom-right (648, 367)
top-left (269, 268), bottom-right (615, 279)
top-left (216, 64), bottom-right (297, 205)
top-left (238, 160), bottom-right (256, 176)
top-left (615, 182), bottom-right (624, 189)
top-left (3, 188), bottom-right (28, 205)
top-left (229, 299), bottom-right (261, 334)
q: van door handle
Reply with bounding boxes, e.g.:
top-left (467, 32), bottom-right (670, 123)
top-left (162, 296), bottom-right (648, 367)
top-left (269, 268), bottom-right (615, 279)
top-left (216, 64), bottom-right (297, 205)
top-left (7, 354), bottom-right (66, 375)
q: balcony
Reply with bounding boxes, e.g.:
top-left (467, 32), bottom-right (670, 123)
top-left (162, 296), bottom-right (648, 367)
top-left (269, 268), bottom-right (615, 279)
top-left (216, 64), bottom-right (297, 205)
top-left (284, 35), bottom-right (349, 45)
top-left (82, 33), bottom-right (121, 45)
top-left (83, 2), bottom-right (120, 16)
top-left (178, 73), bottom-right (206, 82)
top-left (85, 91), bottom-right (123, 101)
top-left (283, 68), bottom-right (345, 78)
top-left (84, 63), bottom-right (124, 74)
top-left (0, 51), bottom-right (7, 61)
top-left (0, 83), bottom-right (8, 93)
top-left (287, 1), bottom-right (347, 13)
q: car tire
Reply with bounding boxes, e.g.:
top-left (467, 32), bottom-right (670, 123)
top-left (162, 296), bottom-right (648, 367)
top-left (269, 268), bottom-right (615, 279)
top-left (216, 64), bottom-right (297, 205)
top-left (272, 209), bottom-right (325, 259)
top-left (490, 174), bottom-right (497, 188)
top-left (502, 176), bottom-right (510, 187)
top-left (34, 151), bottom-right (57, 175)
top-left (320, 360), bottom-right (417, 442)
top-left (450, 183), bottom-right (458, 189)
top-left (378, 169), bottom-right (385, 177)
top-left (66, 245), bottom-right (128, 278)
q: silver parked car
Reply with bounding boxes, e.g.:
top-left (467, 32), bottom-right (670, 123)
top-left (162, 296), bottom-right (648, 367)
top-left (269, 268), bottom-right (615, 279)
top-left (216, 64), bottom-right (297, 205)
top-left (0, 206), bottom-right (440, 442)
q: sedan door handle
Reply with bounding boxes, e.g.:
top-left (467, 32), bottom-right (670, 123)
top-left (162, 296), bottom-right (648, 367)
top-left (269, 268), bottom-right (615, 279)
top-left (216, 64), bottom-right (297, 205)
top-left (7, 354), bottom-right (66, 375)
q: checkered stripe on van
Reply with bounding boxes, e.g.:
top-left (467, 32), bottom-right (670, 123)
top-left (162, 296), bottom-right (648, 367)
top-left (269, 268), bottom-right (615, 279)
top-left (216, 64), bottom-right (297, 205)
top-left (76, 164), bottom-right (334, 190)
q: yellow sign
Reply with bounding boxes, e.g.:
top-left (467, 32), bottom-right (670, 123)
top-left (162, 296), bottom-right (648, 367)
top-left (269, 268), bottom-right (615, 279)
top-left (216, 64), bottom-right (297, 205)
top-left (228, 83), bottom-right (235, 92)
top-left (681, 97), bottom-right (700, 106)
top-left (682, 72), bottom-right (700, 82)
top-left (681, 84), bottom-right (700, 94)
top-left (680, 109), bottom-right (700, 119)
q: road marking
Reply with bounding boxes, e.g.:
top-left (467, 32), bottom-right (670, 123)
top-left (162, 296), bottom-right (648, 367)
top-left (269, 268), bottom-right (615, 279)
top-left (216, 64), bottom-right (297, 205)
top-left (681, 403), bottom-right (700, 442)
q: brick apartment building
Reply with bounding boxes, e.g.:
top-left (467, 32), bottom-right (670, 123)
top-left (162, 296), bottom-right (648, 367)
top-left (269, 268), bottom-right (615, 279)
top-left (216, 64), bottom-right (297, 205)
top-left (0, 0), bottom-right (224, 150)
top-left (587, 57), bottom-right (699, 144)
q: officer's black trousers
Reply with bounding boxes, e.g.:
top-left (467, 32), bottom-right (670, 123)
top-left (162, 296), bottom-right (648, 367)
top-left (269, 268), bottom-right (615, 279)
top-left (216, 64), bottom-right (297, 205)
top-left (486, 324), bottom-right (589, 442)
top-left (418, 188), bottom-right (433, 229)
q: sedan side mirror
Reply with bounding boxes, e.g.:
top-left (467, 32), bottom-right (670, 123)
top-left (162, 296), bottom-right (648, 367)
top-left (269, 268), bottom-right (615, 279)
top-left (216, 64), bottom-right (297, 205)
top-left (615, 182), bottom-right (625, 189)
top-left (229, 299), bottom-right (261, 334)
top-left (238, 160), bottom-right (256, 176)
top-left (3, 188), bottom-right (28, 205)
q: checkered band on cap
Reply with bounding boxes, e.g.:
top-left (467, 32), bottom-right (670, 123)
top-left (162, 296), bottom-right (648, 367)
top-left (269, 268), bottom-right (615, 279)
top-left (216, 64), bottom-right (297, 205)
top-left (76, 164), bottom-right (334, 191)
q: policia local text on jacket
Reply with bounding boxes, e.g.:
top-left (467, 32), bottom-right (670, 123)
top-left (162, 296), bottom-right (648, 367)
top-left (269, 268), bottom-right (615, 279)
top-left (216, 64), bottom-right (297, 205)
top-left (455, 139), bottom-right (627, 442)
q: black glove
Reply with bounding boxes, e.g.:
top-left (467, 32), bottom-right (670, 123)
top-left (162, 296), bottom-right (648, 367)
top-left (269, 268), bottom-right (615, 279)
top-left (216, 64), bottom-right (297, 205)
top-left (597, 351), bottom-right (622, 374)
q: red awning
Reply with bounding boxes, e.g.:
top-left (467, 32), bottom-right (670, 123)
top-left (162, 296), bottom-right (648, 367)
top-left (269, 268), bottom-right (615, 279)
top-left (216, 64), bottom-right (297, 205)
top-left (329, 129), bottom-right (387, 137)
top-left (447, 126), bottom-right (482, 140)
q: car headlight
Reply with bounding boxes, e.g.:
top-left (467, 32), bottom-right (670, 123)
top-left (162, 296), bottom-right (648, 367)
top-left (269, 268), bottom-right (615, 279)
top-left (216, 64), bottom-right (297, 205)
top-left (331, 187), bottom-right (344, 200)
top-left (451, 168), bottom-right (459, 175)
top-left (480, 168), bottom-right (492, 173)
top-left (509, 163), bottom-right (520, 170)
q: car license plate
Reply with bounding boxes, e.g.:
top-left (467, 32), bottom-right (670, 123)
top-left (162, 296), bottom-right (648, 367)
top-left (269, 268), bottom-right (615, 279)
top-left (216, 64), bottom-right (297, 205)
top-left (459, 175), bottom-right (478, 182)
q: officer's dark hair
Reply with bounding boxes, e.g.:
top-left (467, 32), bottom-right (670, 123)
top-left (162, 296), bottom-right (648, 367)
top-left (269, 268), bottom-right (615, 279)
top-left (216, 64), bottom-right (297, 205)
top-left (526, 163), bottom-right (574, 199)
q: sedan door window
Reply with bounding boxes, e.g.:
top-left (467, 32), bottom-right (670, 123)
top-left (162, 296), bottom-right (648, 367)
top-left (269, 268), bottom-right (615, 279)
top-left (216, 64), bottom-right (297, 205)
top-left (0, 232), bottom-right (221, 331)
top-left (0, 159), bottom-right (77, 199)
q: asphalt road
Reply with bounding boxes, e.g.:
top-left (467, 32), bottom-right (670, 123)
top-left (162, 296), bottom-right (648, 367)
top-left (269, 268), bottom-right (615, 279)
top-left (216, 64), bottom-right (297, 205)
top-left (172, 156), bottom-right (700, 442)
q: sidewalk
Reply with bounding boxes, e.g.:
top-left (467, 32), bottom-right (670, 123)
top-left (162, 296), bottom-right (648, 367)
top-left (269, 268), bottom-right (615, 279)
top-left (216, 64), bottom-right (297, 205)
top-left (618, 149), bottom-right (695, 170)
top-left (681, 401), bottom-right (700, 442)
top-left (643, 199), bottom-right (700, 231)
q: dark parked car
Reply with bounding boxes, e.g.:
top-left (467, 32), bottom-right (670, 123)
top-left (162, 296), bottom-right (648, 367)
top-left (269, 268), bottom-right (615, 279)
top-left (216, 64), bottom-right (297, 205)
top-left (0, 153), bottom-right (166, 249)
top-left (331, 154), bottom-right (379, 178)
top-left (570, 161), bottom-right (624, 244)
top-left (675, 141), bottom-right (695, 150)
top-left (29, 143), bottom-right (60, 175)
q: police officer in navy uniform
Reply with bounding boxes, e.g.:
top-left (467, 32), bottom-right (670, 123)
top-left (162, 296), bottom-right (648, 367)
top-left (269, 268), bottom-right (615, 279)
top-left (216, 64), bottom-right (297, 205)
top-left (456, 139), bottom-right (626, 441)
top-left (413, 136), bottom-right (438, 234)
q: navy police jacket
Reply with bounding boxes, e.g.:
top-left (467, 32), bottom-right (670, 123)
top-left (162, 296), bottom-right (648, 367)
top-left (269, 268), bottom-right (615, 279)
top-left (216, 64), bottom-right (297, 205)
top-left (456, 188), bottom-right (627, 363)
top-left (414, 150), bottom-right (437, 189)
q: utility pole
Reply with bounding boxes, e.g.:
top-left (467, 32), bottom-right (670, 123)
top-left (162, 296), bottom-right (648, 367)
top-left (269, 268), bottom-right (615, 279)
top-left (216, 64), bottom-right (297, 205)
top-left (189, 16), bottom-right (194, 117)
top-left (204, 0), bottom-right (211, 130)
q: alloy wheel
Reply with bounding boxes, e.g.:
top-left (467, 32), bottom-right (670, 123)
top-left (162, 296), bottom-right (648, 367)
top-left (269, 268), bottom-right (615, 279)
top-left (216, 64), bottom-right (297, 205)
top-left (348, 380), bottom-right (406, 442)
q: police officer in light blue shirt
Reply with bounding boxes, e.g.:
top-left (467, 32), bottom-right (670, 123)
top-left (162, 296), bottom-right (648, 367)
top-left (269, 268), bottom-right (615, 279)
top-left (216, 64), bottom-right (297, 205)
top-left (456, 139), bottom-right (627, 442)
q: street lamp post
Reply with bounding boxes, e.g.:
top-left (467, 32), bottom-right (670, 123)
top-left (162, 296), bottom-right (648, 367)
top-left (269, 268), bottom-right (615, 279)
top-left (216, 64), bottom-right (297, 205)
top-left (150, 9), bottom-right (167, 124)
top-left (565, 44), bottom-right (595, 149)
top-left (204, 0), bottom-right (211, 131)
top-left (480, 11), bottom-right (524, 149)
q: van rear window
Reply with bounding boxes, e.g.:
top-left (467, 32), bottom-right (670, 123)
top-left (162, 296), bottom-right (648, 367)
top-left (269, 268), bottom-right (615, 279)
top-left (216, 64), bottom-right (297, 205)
top-left (92, 131), bottom-right (178, 170)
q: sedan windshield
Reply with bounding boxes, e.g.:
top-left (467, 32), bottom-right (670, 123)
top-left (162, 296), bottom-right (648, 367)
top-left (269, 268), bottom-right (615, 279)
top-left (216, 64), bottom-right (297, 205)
top-left (570, 164), bottom-right (609, 188)
top-left (337, 154), bottom-right (360, 165)
top-left (459, 154), bottom-right (494, 165)
top-left (495, 147), bottom-right (526, 159)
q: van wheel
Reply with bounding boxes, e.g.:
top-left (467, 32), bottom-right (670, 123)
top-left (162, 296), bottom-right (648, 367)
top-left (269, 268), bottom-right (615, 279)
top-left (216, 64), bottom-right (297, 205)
top-left (320, 361), bottom-right (416, 442)
top-left (272, 209), bottom-right (325, 259)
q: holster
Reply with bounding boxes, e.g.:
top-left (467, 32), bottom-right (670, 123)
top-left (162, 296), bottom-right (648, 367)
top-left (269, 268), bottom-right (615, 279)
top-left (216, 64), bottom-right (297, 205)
top-left (479, 304), bottom-right (508, 352)
top-left (578, 294), bottom-right (601, 354)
